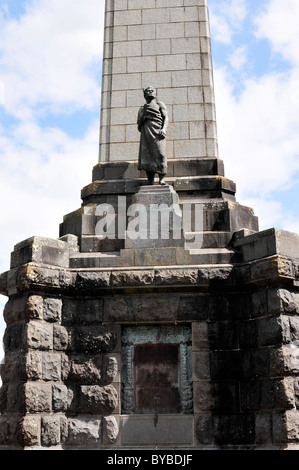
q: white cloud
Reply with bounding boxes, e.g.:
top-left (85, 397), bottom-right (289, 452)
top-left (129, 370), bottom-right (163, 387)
top-left (255, 0), bottom-right (299, 66)
top-left (228, 46), bottom-right (248, 71)
top-left (0, 119), bottom-right (100, 270)
top-left (214, 65), bottom-right (299, 203)
top-left (210, 0), bottom-right (247, 45)
top-left (0, 0), bottom-right (105, 273)
top-left (0, 0), bottom-right (104, 119)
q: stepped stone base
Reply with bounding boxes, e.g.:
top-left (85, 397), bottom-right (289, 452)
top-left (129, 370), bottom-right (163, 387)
top-left (0, 226), bottom-right (299, 449)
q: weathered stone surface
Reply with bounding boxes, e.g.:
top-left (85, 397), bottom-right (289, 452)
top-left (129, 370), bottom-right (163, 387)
top-left (0, 416), bottom-right (23, 447)
top-left (43, 297), bottom-right (62, 322)
top-left (177, 295), bottom-right (209, 321)
top-left (104, 294), bottom-right (180, 322)
top-left (10, 236), bottom-right (71, 269)
top-left (79, 385), bottom-right (118, 414)
top-left (259, 316), bottom-right (290, 347)
top-left (192, 323), bottom-right (209, 351)
top-left (17, 266), bottom-right (61, 291)
top-left (195, 414), bottom-right (212, 445)
top-left (75, 326), bottom-right (118, 354)
top-left (64, 416), bottom-right (102, 446)
top-left (254, 413), bottom-right (272, 445)
top-left (52, 385), bottom-right (71, 412)
top-left (41, 416), bottom-right (60, 447)
top-left (3, 323), bottom-right (26, 352)
top-left (0, 352), bottom-right (42, 383)
top-left (63, 355), bottom-right (103, 384)
top-left (3, 295), bottom-right (43, 324)
top-left (42, 353), bottom-right (61, 381)
top-left (111, 270), bottom-right (154, 287)
top-left (76, 271), bottom-right (111, 289)
top-left (286, 410), bottom-right (299, 441)
top-left (193, 352), bottom-right (210, 381)
top-left (214, 414), bottom-right (255, 446)
top-left (102, 416), bottom-right (119, 445)
top-left (53, 325), bottom-right (69, 351)
top-left (62, 298), bottom-right (103, 324)
top-left (25, 383), bottom-right (52, 413)
top-left (26, 321), bottom-right (53, 350)
top-left (155, 268), bottom-right (198, 286)
top-left (22, 415), bottom-right (41, 448)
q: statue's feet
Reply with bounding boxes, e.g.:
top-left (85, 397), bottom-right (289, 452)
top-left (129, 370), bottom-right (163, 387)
top-left (159, 178), bottom-right (166, 186)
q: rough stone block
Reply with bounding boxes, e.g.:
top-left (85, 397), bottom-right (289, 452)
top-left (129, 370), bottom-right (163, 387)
top-left (10, 236), bottom-right (70, 269)
top-left (53, 325), bottom-right (69, 351)
top-left (102, 416), bottom-right (120, 445)
top-left (111, 269), bottom-right (154, 287)
top-left (79, 385), bottom-right (118, 414)
top-left (259, 316), bottom-right (290, 347)
top-left (155, 268), bottom-right (198, 286)
top-left (64, 416), bottom-right (102, 446)
top-left (26, 321), bottom-right (53, 351)
top-left (75, 325), bottom-right (118, 354)
top-left (43, 297), bottom-right (62, 323)
top-left (42, 353), bottom-right (61, 382)
top-left (22, 415), bottom-right (41, 448)
top-left (41, 416), bottom-right (61, 447)
top-left (63, 355), bottom-right (103, 384)
top-left (0, 351), bottom-right (42, 383)
top-left (52, 385), bottom-right (70, 412)
top-left (25, 383), bottom-right (52, 413)
top-left (261, 378), bottom-right (295, 410)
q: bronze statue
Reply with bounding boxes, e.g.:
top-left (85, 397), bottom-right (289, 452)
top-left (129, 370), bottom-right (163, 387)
top-left (137, 86), bottom-right (169, 185)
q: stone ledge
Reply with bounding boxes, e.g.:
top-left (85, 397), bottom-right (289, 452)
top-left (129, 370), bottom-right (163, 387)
top-left (234, 228), bottom-right (299, 262)
top-left (1, 254), bottom-right (298, 297)
top-left (81, 175), bottom-right (236, 200)
top-left (92, 158), bottom-right (225, 181)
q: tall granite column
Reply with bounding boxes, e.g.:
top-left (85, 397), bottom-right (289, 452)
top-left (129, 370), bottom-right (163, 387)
top-left (100, 0), bottom-right (218, 162)
top-left (1, 0), bottom-right (299, 450)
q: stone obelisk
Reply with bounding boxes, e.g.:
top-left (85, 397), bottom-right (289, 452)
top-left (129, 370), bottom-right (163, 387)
top-left (1, 0), bottom-right (299, 451)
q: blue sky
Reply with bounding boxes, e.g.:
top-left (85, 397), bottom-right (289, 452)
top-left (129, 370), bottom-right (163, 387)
top-left (0, 0), bottom-right (299, 362)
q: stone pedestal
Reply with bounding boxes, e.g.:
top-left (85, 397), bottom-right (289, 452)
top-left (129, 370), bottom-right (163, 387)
top-left (125, 185), bottom-right (184, 249)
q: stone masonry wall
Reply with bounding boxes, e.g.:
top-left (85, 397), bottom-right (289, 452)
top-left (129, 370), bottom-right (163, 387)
top-left (0, 294), bottom-right (121, 448)
top-left (1, 251), bottom-right (299, 448)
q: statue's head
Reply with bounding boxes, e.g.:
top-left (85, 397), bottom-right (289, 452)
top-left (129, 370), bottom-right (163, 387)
top-left (143, 86), bottom-right (156, 100)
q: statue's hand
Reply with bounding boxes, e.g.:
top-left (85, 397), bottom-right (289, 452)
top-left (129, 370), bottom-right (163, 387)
top-left (159, 130), bottom-right (166, 139)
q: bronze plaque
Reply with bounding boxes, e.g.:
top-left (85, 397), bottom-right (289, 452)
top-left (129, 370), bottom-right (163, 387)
top-left (134, 343), bottom-right (181, 414)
